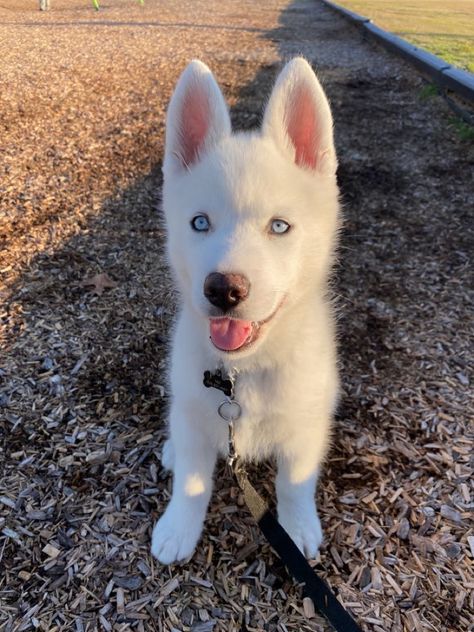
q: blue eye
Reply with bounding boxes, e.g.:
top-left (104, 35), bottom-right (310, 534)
top-left (191, 214), bottom-right (210, 232)
top-left (270, 219), bottom-right (290, 235)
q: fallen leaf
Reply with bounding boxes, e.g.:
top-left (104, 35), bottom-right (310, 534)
top-left (80, 273), bottom-right (117, 296)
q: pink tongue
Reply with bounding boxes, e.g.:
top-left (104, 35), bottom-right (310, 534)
top-left (209, 318), bottom-right (253, 351)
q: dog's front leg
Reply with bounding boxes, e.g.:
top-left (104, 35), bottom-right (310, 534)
top-left (151, 418), bottom-right (217, 564)
top-left (276, 447), bottom-right (323, 559)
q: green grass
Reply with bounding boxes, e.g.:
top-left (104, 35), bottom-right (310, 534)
top-left (336, 0), bottom-right (474, 73)
top-left (449, 117), bottom-right (474, 140)
top-left (419, 82), bottom-right (439, 100)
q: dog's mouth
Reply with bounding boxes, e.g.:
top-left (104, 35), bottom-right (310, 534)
top-left (208, 301), bottom-right (283, 353)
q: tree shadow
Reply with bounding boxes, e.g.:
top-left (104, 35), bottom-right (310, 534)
top-left (0, 0), bottom-right (447, 535)
top-left (1, 0), bottom-right (387, 434)
top-left (1, 0), bottom-right (471, 628)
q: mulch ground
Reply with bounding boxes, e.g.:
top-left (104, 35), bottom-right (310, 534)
top-left (0, 1), bottom-right (473, 631)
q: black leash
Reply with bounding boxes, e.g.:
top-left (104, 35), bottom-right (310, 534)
top-left (235, 465), bottom-right (362, 632)
top-left (204, 368), bottom-right (363, 632)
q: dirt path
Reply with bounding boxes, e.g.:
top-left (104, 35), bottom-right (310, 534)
top-left (1, 1), bottom-right (472, 631)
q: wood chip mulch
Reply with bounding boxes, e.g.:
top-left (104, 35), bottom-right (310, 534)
top-left (0, 1), bottom-right (472, 631)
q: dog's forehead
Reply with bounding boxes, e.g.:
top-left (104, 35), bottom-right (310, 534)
top-left (166, 132), bottom-right (318, 220)
top-left (204, 135), bottom-right (299, 214)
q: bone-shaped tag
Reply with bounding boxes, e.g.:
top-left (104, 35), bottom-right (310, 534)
top-left (203, 369), bottom-right (234, 398)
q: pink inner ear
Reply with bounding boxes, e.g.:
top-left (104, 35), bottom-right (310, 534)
top-left (179, 84), bottom-right (210, 168)
top-left (286, 85), bottom-right (320, 170)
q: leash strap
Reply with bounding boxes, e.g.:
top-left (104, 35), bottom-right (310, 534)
top-left (235, 463), bottom-right (363, 632)
top-left (203, 368), bottom-right (362, 631)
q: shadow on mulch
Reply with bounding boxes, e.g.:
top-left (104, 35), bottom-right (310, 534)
top-left (2, 33), bottom-right (404, 499)
top-left (1, 1), bottom-right (472, 630)
top-left (2, 0), bottom-right (470, 445)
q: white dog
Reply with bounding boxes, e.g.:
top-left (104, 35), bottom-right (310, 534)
top-left (152, 57), bottom-right (340, 564)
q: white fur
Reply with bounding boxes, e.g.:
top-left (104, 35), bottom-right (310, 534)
top-left (152, 58), bottom-right (340, 564)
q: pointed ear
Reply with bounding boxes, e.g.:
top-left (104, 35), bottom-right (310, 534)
top-left (262, 58), bottom-right (337, 175)
top-left (163, 60), bottom-right (231, 175)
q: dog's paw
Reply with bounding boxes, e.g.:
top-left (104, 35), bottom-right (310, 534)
top-left (151, 505), bottom-right (202, 564)
top-left (277, 504), bottom-right (323, 559)
top-left (161, 439), bottom-right (175, 472)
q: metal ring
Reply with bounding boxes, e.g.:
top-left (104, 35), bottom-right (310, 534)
top-left (218, 399), bottom-right (242, 422)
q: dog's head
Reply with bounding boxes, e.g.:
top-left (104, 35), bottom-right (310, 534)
top-left (162, 58), bottom-right (339, 358)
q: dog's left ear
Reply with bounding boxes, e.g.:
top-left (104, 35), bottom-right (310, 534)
top-left (262, 58), bottom-right (337, 175)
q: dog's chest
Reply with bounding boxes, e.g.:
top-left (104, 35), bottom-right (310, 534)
top-left (208, 368), bottom-right (288, 461)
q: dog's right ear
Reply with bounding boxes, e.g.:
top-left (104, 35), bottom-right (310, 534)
top-left (163, 60), bottom-right (231, 176)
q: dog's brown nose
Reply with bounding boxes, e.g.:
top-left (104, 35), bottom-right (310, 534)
top-left (204, 272), bottom-right (250, 312)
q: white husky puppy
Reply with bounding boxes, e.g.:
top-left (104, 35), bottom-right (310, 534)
top-left (152, 57), bottom-right (340, 564)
